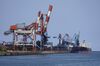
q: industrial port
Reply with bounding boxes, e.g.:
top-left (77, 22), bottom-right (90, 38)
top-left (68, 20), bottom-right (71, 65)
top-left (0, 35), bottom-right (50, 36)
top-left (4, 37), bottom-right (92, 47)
top-left (0, 5), bottom-right (91, 56)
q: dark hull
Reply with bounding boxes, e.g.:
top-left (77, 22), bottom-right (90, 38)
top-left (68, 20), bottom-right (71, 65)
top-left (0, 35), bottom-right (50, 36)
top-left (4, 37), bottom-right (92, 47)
top-left (0, 44), bottom-right (92, 56)
top-left (71, 47), bottom-right (91, 53)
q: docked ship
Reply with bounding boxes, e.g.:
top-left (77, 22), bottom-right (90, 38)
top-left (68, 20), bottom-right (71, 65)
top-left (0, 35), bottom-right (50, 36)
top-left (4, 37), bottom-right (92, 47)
top-left (0, 5), bottom-right (91, 56)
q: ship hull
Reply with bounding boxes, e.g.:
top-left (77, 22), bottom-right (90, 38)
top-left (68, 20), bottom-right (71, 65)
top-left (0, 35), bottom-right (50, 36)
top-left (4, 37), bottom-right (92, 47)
top-left (71, 47), bottom-right (91, 53)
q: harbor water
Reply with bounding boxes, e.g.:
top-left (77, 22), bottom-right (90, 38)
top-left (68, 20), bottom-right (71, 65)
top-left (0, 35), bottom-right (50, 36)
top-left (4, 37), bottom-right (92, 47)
top-left (0, 51), bottom-right (100, 66)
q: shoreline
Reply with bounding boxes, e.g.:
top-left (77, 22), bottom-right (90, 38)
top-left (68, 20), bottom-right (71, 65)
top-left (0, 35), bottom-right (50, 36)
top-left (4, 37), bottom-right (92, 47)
top-left (0, 50), bottom-right (91, 56)
top-left (0, 51), bottom-right (68, 56)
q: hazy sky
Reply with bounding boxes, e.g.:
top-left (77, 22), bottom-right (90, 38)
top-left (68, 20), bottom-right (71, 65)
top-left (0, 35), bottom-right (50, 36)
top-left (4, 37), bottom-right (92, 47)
top-left (0, 0), bottom-right (100, 51)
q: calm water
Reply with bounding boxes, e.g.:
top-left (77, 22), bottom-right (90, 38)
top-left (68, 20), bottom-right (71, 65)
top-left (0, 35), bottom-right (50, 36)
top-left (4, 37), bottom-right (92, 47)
top-left (0, 51), bottom-right (100, 66)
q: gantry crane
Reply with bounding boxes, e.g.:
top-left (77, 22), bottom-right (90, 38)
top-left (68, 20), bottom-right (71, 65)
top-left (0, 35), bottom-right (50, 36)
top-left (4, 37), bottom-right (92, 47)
top-left (4, 5), bottom-right (53, 51)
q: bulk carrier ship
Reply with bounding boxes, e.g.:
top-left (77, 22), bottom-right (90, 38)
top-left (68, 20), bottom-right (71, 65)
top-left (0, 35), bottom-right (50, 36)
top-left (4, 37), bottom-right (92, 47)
top-left (0, 5), bottom-right (91, 56)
